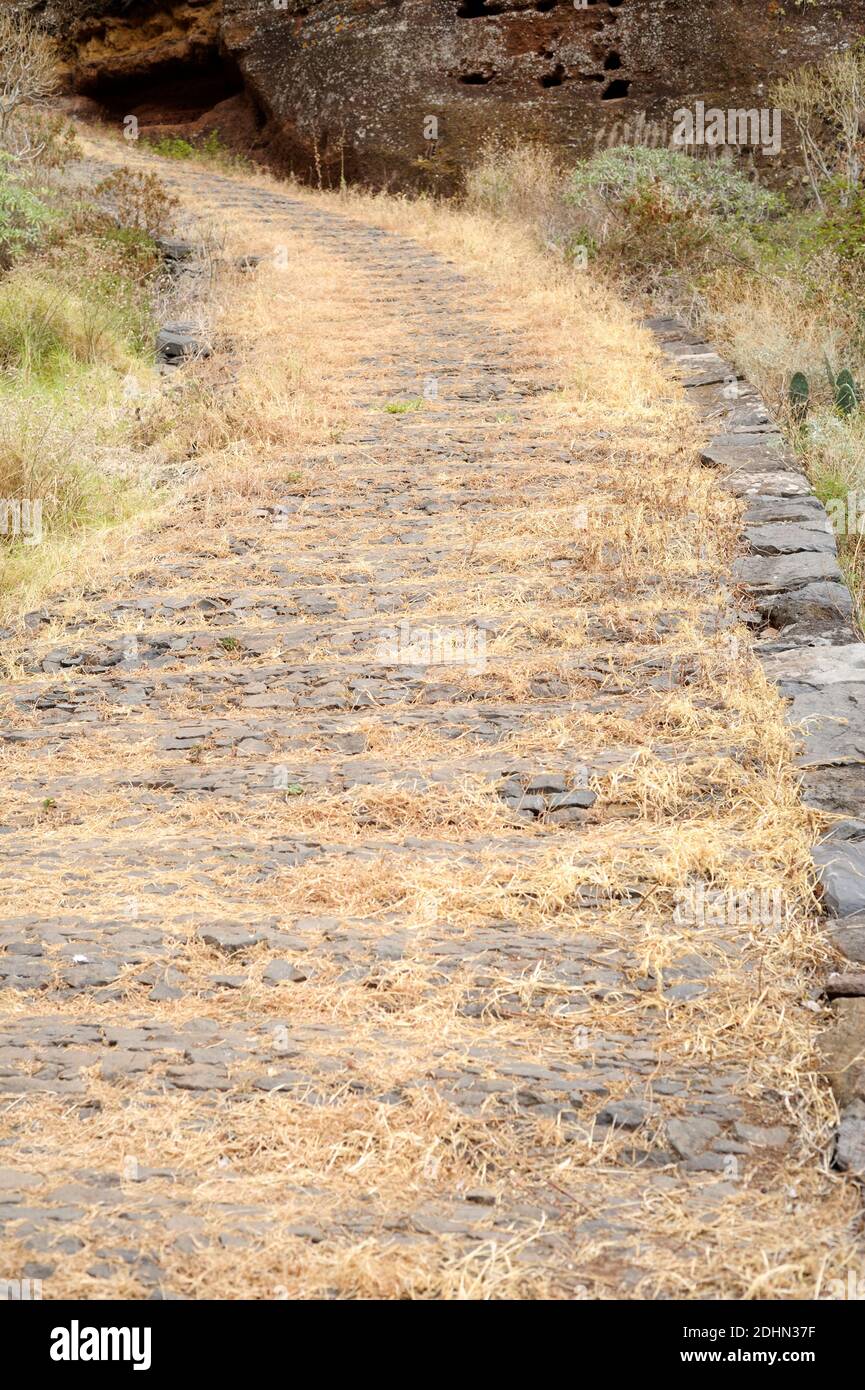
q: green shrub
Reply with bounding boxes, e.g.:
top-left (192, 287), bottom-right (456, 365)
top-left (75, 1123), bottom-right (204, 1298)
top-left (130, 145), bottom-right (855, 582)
top-left (144, 129), bottom-right (249, 172)
top-left (567, 147), bottom-right (781, 224)
top-left (41, 212), bottom-right (161, 354)
top-left (0, 166), bottom-right (51, 266)
top-left (0, 271), bottom-right (133, 377)
top-left (809, 187), bottom-right (865, 265)
top-left (145, 135), bottom-right (197, 160)
top-left (562, 147), bottom-right (782, 285)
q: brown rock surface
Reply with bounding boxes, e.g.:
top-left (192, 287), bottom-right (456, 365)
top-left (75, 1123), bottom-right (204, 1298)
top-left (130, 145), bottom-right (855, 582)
top-left (34, 0), bottom-right (865, 187)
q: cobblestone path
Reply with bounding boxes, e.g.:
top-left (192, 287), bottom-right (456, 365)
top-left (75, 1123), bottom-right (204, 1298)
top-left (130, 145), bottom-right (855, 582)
top-left (0, 158), bottom-right (857, 1299)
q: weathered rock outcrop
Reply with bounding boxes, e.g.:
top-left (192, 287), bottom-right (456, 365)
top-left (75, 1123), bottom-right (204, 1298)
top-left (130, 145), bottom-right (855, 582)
top-left (33, 0), bottom-right (865, 187)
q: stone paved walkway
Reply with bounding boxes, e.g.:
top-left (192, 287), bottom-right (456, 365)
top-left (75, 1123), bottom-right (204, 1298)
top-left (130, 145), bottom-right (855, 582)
top-left (0, 155), bottom-right (858, 1299)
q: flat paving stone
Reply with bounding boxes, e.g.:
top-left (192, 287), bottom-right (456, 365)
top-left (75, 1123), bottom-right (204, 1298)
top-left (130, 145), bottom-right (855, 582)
top-left (0, 155), bottom-right (854, 1303)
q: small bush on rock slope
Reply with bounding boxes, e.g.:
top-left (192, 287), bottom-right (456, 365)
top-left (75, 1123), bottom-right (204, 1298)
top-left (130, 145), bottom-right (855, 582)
top-left (465, 49), bottom-right (865, 613)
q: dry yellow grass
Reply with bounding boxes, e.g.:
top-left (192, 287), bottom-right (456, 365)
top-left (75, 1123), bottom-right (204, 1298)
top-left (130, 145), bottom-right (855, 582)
top-left (0, 130), bottom-right (859, 1300)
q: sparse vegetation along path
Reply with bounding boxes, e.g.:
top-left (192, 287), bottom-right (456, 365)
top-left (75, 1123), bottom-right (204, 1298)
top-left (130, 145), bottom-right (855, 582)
top-left (0, 147), bottom-right (860, 1299)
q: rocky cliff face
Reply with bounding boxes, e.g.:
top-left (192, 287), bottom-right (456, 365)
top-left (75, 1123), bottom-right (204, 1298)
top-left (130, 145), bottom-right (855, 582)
top-left (33, 0), bottom-right (865, 188)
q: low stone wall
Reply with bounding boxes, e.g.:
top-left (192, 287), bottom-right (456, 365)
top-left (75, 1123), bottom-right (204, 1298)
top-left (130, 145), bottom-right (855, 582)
top-left (649, 315), bottom-right (865, 1177)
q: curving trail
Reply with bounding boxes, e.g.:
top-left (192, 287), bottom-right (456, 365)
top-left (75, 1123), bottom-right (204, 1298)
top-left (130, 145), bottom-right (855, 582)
top-left (0, 152), bottom-right (857, 1299)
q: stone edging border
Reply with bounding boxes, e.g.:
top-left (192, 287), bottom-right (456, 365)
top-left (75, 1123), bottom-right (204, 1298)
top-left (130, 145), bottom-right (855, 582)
top-left (646, 315), bottom-right (865, 1177)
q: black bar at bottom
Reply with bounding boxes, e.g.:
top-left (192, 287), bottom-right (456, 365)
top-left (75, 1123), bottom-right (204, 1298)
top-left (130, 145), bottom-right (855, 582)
top-left (1, 1298), bottom-right (850, 1376)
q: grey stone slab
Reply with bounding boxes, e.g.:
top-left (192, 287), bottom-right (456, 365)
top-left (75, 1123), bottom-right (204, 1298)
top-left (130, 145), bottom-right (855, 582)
top-left (548, 789), bottom-right (597, 810)
top-left (722, 409), bottom-right (778, 435)
top-left (734, 551), bottom-right (843, 593)
top-left (597, 1100), bottom-right (651, 1130)
top-left (664, 340), bottom-right (714, 358)
top-left (820, 999), bottom-right (865, 1105)
top-left (199, 925), bottom-right (268, 953)
top-left (679, 356), bottom-right (740, 387)
top-left (0, 1168), bottom-right (43, 1191)
top-left (643, 315), bottom-right (702, 341)
top-left (733, 1122), bottom-right (789, 1147)
top-left (156, 322), bottom-right (211, 363)
top-left (825, 970), bottom-right (865, 997)
top-left (800, 766), bottom-right (865, 815)
top-left (788, 690), bottom-right (865, 765)
top-left (817, 819), bottom-right (865, 843)
top-left (828, 919), bottom-right (865, 964)
top-left (155, 237), bottom-right (197, 263)
top-left (813, 841), bottom-right (865, 917)
top-left (165, 1066), bottom-right (233, 1092)
top-left (757, 623), bottom-right (857, 655)
top-left (762, 582), bottom-right (853, 629)
top-left (724, 471), bottom-right (812, 499)
top-left (685, 380), bottom-right (772, 424)
top-left (666, 1117), bottom-right (721, 1159)
top-left (744, 521), bottom-right (836, 556)
top-left (525, 773), bottom-right (567, 793)
top-left (701, 434), bottom-right (800, 473)
top-left (761, 644), bottom-right (865, 693)
top-left (835, 1102), bottom-right (865, 1174)
top-left (262, 961), bottom-right (307, 985)
top-left (744, 495), bottom-right (826, 526)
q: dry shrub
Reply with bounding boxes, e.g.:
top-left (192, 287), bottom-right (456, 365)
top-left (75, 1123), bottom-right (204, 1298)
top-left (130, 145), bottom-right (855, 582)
top-left (21, 109), bottom-right (82, 169)
top-left (464, 139), bottom-right (581, 253)
top-left (0, 394), bottom-right (89, 528)
top-left (771, 44), bottom-right (865, 209)
top-left (0, 9), bottom-right (58, 158)
top-left (95, 167), bottom-right (179, 237)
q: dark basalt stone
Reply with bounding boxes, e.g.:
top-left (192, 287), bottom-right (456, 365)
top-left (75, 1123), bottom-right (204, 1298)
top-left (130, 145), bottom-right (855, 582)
top-left (156, 322), bottom-right (211, 363)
